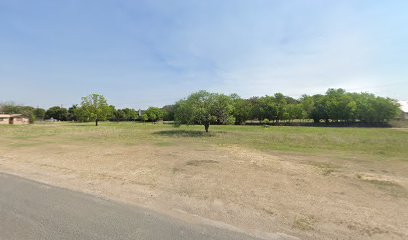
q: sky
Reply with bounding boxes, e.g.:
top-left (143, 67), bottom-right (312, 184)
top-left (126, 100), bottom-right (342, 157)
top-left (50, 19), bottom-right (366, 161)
top-left (0, 0), bottom-right (407, 109)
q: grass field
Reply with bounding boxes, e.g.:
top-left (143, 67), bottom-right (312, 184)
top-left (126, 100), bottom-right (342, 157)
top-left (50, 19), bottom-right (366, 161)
top-left (0, 122), bottom-right (407, 239)
top-left (2, 122), bottom-right (407, 160)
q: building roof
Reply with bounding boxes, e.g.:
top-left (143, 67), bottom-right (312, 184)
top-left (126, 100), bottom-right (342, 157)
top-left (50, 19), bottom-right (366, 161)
top-left (0, 114), bottom-right (23, 118)
top-left (398, 101), bottom-right (408, 113)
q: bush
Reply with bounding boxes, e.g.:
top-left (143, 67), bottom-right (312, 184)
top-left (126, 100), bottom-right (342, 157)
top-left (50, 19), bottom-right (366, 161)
top-left (226, 116), bottom-right (236, 125)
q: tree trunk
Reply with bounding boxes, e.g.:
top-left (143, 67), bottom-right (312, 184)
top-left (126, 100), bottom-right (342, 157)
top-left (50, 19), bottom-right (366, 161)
top-left (95, 119), bottom-right (98, 126)
top-left (204, 123), bottom-right (209, 132)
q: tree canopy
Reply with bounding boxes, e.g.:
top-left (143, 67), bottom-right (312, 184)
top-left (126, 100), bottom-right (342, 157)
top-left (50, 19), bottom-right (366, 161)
top-left (110, 107), bottom-right (138, 122)
top-left (3, 89), bottom-right (400, 127)
top-left (174, 90), bottom-right (235, 132)
top-left (33, 108), bottom-right (46, 121)
top-left (144, 107), bottom-right (165, 122)
top-left (45, 106), bottom-right (68, 121)
top-left (76, 94), bottom-right (112, 126)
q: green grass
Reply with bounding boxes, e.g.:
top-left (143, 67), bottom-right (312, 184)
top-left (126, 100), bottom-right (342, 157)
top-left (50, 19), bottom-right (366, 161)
top-left (208, 125), bottom-right (408, 159)
top-left (1, 122), bottom-right (407, 161)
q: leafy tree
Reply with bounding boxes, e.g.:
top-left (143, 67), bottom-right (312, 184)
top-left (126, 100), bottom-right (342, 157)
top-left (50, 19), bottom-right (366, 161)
top-left (226, 115), bottom-right (236, 125)
top-left (231, 96), bottom-right (253, 124)
top-left (162, 105), bottom-right (176, 121)
top-left (287, 104), bottom-right (306, 122)
top-left (141, 113), bottom-right (149, 122)
top-left (122, 108), bottom-right (138, 121)
top-left (45, 106), bottom-right (68, 121)
top-left (299, 90), bottom-right (399, 123)
top-left (0, 102), bottom-right (21, 114)
top-left (212, 94), bottom-right (235, 124)
top-left (299, 95), bottom-right (314, 119)
top-left (255, 96), bottom-right (278, 122)
top-left (372, 97), bottom-right (400, 122)
top-left (20, 106), bottom-right (36, 123)
top-left (76, 94), bottom-right (112, 126)
top-left (110, 107), bottom-right (125, 121)
top-left (309, 94), bottom-right (329, 123)
top-left (110, 107), bottom-right (138, 122)
top-left (175, 90), bottom-right (234, 132)
top-left (284, 96), bottom-right (299, 104)
top-left (274, 93), bottom-right (288, 122)
top-left (67, 105), bottom-right (79, 121)
top-left (247, 97), bottom-right (261, 120)
top-left (144, 107), bottom-right (165, 122)
top-left (325, 89), bottom-right (356, 122)
top-left (33, 108), bottom-right (46, 121)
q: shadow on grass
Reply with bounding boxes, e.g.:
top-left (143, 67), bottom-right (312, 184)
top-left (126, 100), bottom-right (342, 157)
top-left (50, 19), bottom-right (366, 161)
top-left (153, 129), bottom-right (216, 137)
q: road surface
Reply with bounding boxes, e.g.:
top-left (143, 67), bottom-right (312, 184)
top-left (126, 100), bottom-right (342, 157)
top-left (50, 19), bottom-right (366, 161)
top-left (0, 173), bottom-right (264, 240)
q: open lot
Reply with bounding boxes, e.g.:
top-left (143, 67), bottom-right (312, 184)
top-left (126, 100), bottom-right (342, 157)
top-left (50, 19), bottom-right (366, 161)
top-left (0, 122), bottom-right (407, 239)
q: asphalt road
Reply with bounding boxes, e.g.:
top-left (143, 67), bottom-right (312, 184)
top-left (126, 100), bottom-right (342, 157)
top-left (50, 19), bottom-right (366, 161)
top-left (0, 173), bottom-right (263, 240)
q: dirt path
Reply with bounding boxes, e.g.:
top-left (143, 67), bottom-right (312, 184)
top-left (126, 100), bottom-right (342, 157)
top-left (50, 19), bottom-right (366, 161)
top-left (0, 142), bottom-right (407, 239)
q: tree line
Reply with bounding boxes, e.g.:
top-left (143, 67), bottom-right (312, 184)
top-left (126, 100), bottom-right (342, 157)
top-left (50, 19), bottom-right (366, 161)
top-left (0, 95), bottom-right (167, 125)
top-left (0, 89), bottom-right (401, 131)
top-left (173, 89), bottom-right (400, 131)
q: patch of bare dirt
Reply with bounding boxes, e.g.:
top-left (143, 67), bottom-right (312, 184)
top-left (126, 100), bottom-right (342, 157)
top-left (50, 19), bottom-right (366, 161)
top-left (0, 142), bottom-right (407, 240)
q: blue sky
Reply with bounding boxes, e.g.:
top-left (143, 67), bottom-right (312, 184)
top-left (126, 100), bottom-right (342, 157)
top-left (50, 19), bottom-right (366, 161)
top-left (1, 0), bottom-right (407, 109)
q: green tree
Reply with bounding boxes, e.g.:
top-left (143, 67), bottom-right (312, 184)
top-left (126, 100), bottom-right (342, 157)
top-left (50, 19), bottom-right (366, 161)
top-left (33, 108), bottom-right (46, 121)
top-left (145, 107), bottom-right (165, 122)
top-left (372, 97), bottom-right (400, 122)
top-left (45, 106), bottom-right (68, 121)
top-left (122, 108), bottom-right (138, 121)
top-left (274, 93), bottom-right (288, 122)
top-left (76, 94), bottom-right (112, 126)
top-left (299, 95), bottom-right (314, 120)
top-left (255, 96), bottom-right (278, 122)
top-left (287, 104), bottom-right (306, 122)
top-left (21, 106), bottom-right (36, 123)
top-left (232, 97), bottom-right (253, 124)
top-left (325, 88), bottom-right (356, 122)
top-left (309, 94), bottom-right (329, 123)
top-left (141, 113), bottom-right (149, 122)
top-left (110, 107), bottom-right (125, 122)
top-left (162, 105), bottom-right (176, 121)
top-left (174, 90), bottom-right (234, 132)
top-left (0, 102), bottom-right (20, 113)
top-left (67, 105), bottom-right (79, 121)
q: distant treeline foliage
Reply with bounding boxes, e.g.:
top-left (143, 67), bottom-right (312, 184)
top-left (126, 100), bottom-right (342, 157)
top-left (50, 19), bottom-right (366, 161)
top-left (172, 89), bottom-right (401, 131)
top-left (0, 89), bottom-right (401, 129)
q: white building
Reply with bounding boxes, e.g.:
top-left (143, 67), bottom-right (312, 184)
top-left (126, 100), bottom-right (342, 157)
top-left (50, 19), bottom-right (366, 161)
top-left (0, 114), bottom-right (30, 125)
